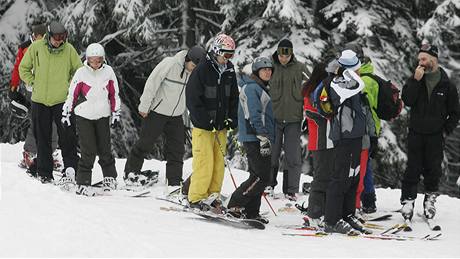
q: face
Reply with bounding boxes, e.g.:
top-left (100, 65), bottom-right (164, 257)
top-left (87, 56), bottom-right (104, 70)
top-left (32, 34), bottom-right (44, 41)
top-left (278, 54), bottom-right (292, 65)
top-left (417, 52), bottom-right (437, 72)
top-left (50, 35), bottom-right (64, 48)
top-left (185, 61), bottom-right (197, 72)
top-left (258, 68), bottom-right (273, 82)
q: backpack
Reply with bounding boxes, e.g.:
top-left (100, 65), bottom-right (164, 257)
top-left (310, 78), bottom-right (335, 119)
top-left (361, 73), bottom-right (403, 121)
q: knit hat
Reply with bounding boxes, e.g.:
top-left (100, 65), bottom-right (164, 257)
top-left (337, 49), bottom-right (361, 71)
top-left (419, 44), bottom-right (438, 58)
top-left (32, 23), bottom-right (47, 36)
top-left (277, 39), bottom-right (293, 55)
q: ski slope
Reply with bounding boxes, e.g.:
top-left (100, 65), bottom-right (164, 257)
top-left (1, 142), bottom-right (459, 257)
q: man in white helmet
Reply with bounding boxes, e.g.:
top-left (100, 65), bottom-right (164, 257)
top-left (124, 45), bottom-right (206, 192)
top-left (59, 43), bottom-right (121, 196)
top-left (185, 34), bottom-right (239, 210)
top-left (19, 20), bottom-right (82, 184)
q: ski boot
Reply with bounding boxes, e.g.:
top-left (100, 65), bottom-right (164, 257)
top-left (423, 192), bottom-right (439, 219)
top-left (345, 214), bottom-right (372, 234)
top-left (103, 177), bottom-right (118, 192)
top-left (324, 219), bottom-right (357, 235)
top-left (57, 167), bottom-right (76, 191)
top-left (400, 199), bottom-right (415, 220)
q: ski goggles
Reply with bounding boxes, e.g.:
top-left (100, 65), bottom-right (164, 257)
top-left (220, 50), bottom-right (234, 59)
top-left (51, 32), bottom-right (67, 41)
top-left (277, 47), bottom-right (293, 56)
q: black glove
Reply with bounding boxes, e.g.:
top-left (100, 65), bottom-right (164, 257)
top-left (257, 135), bottom-right (271, 157)
top-left (301, 117), bottom-right (308, 134)
top-left (369, 137), bottom-right (378, 159)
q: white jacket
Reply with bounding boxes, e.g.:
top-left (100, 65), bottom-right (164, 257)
top-left (138, 50), bottom-right (190, 116)
top-left (63, 61), bottom-right (120, 120)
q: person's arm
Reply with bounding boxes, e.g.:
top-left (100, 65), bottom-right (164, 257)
top-left (244, 85), bottom-right (267, 135)
top-left (401, 77), bottom-right (421, 107)
top-left (69, 45), bottom-right (83, 78)
top-left (10, 47), bottom-right (25, 90)
top-left (19, 45), bottom-right (35, 86)
top-left (108, 67), bottom-right (121, 113)
top-left (62, 69), bottom-right (81, 117)
top-left (227, 73), bottom-right (239, 129)
top-left (138, 57), bottom-right (172, 114)
top-left (444, 82), bottom-right (460, 135)
top-left (186, 65), bottom-right (212, 129)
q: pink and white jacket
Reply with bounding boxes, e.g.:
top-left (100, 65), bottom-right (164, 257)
top-left (63, 61), bottom-right (120, 120)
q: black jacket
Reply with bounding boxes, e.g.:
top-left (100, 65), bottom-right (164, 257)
top-left (402, 67), bottom-right (459, 135)
top-left (186, 54), bottom-right (239, 131)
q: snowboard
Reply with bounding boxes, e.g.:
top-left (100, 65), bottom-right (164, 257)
top-left (192, 210), bottom-right (266, 230)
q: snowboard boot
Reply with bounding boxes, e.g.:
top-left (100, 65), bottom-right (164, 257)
top-left (324, 219), bottom-right (355, 234)
top-left (103, 177), bottom-right (118, 191)
top-left (76, 185), bottom-right (97, 197)
top-left (400, 199), bottom-right (415, 220)
top-left (423, 192), bottom-right (439, 219)
top-left (345, 214), bottom-right (372, 234)
top-left (57, 167), bottom-right (76, 191)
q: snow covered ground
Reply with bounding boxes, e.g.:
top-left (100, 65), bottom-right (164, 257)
top-left (1, 142), bottom-right (459, 257)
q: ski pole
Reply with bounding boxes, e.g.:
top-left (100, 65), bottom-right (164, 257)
top-left (214, 130), bottom-right (277, 217)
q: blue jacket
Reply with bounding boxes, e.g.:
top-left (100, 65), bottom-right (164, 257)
top-left (238, 74), bottom-right (275, 143)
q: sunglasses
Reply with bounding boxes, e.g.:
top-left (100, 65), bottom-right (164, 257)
top-left (51, 32), bottom-right (67, 41)
top-left (278, 47), bottom-right (293, 56)
top-left (221, 51), bottom-right (234, 59)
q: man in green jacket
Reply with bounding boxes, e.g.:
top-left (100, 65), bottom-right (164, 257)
top-left (269, 39), bottom-right (309, 201)
top-left (19, 21), bottom-right (82, 183)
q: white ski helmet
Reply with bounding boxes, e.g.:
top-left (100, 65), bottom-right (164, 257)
top-left (86, 43), bottom-right (105, 59)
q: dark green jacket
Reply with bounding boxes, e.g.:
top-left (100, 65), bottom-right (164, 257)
top-left (270, 53), bottom-right (308, 122)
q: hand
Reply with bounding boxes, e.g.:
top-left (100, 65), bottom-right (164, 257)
top-left (139, 111), bottom-right (148, 118)
top-left (111, 110), bottom-right (121, 129)
top-left (257, 135), bottom-right (271, 157)
top-left (369, 137), bottom-right (378, 159)
top-left (301, 117), bottom-right (308, 134)
top-left (414, 66), bottom-right (425, 81)
top-left (61, 108), bottom-right (71, 127)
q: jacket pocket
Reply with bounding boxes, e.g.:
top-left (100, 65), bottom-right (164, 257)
top-left (151, 99), bottom-right (163, 111)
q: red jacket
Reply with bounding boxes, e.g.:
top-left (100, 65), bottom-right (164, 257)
top-left (304, 96), bottom-right (334, 151)
top-left (10, 39), bottom-right (32, 90)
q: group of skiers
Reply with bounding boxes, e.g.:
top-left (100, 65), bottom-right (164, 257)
top-left (8, 20), bottom-right (459, 232)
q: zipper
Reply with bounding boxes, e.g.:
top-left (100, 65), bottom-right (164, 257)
top-left (171, 73), bottom-right (188, 117)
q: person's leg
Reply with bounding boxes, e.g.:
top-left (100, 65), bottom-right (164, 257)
top-left (124, 112), bottom-right (167, 176)
top-left (208, 129), bottom-right (227, 195)
top-left (307, 148), bottom-right (335, 219)
top-left (94, 117), bottom-right (117, 179)
top-left (355, 149), bottom-right (369, 209)
top-left (270, 120), bottom-right (284, 188)
top-left (283, 122), bottom-right (302, 194)
top-left (422, 133), bottom-right (443, 193)
top-left (75, 116), bottom-right (97, 186)
top-left (188, 128), bottom-right (215, 203)
top-left (401, 131), bottom-right (424, 202)
top-left (32, 102), bottom-right (54, 178)
top-left (163, 116), bottom-right (185, 186)
top-left (342, 138), bottom-right (363, 218)
top-left (52, 103), bottom-right (79, 171)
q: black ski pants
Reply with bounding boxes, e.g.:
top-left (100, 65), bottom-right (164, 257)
top-left (32, 102), bottom-right (79, 179)
top-left (401, 131), bottom-right (444, 201)
top-left (325, 137), bottom-right (362, 226)
top-left (227, 141), bottom-right (271, 218)
top-left (75, 116), bottom-right (117, 185)
top-left (307, 148), bottom-right (335, 219)
top-left (124, 112), bottom-right (184, 186)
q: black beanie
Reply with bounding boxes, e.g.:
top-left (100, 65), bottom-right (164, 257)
top-left (419, 44), bottom-right (438, 58)
top-left (278, 39), bottom-right (293, 49)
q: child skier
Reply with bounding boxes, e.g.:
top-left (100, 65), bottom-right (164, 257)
top-left (60, 43), bottom-right (121, 196)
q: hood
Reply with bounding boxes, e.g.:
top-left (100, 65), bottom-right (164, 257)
top-left (359, 61), bottom-right (374, 75)
top-left (174, 50), bottom-right (188, 66)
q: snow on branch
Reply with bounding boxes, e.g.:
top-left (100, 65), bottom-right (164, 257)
top-left (148, 6), bottom-right (181, 19)
top-left (196, 14), bottom-right (221, 28)
top-left (99, 29), bottom-right (128, 44)
top-left (192, 7), bottom-right (222, 15)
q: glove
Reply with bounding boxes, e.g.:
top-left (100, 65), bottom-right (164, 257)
top-left (369, 136), bottom-right (378, 159)
top-left (209, 120), bottom-right (216, 132)
top-left (224, 119), bottom-right (235, 132)
top-left (257, 135), bottom-right (271, 157)
top-left (301, 117), bottom-right (308, 134)
top-left (61, 108), bottom-right (71, 127)
top-left (111, 110), bottom-right (121, 129)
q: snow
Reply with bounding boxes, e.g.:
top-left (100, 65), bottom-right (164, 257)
top-left (1, 142), bottom-right (460, 257)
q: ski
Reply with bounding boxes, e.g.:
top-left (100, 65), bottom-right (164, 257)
top-left (417, 212), bottom-right (442, 231)
top-left (191, 210), bottom-right (266, 230)
top-left (363, 213), bottom-right (392, 221)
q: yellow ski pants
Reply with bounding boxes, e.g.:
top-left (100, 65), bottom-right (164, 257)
top-left (188, 128), bottom-right (227, 203)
